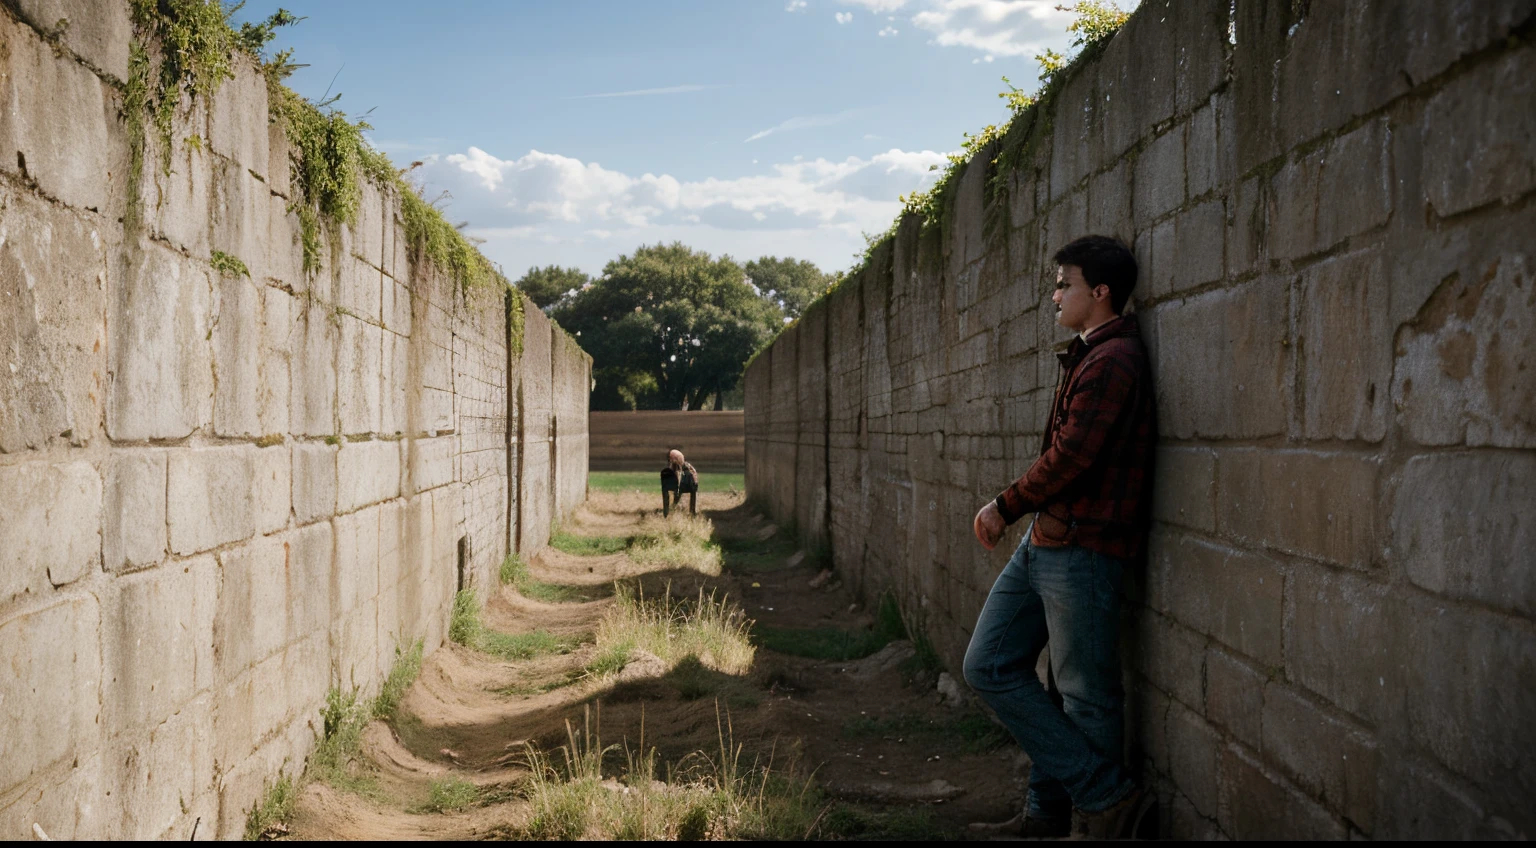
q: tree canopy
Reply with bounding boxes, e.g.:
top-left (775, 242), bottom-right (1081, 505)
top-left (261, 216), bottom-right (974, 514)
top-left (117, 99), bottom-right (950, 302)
top-left (744, 256), bottom-right (836, 321)
top-left (553, 243), bottom-right (794, 411)
top-left (515, 264), bottom-right (591, 310)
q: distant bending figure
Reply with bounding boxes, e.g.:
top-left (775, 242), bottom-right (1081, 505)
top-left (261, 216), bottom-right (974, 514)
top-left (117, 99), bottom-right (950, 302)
top-left (965, 236), bottom-right (1157, 840)
top-left (660, 449), bottom-right (699, 517)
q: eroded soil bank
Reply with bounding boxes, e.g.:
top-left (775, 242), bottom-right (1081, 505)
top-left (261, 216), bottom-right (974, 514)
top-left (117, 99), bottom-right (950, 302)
top-left (276, 490), bottom-right (1024, 840)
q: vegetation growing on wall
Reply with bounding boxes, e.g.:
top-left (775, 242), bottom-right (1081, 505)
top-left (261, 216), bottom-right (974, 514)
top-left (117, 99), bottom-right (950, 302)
top-left (123, 0), bottom-right (513, 307)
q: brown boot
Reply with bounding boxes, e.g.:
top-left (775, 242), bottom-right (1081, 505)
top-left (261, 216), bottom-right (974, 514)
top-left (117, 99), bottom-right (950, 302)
top-left (1071, 786), bottom-right (1152, 839)
top-left (967, 810), bottom-right (1072, 839)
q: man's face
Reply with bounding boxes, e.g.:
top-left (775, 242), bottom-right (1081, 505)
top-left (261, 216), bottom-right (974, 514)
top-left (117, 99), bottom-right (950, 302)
top-left (1052, 265), bottom-right (1104, 332)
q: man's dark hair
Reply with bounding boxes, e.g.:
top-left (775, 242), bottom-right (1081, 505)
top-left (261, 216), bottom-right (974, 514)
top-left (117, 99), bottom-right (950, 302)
top-left (1053, 235), bottom-right (1138, 314)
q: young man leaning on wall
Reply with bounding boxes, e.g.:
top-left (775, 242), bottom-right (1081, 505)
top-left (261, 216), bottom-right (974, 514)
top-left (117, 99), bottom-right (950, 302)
top-left (964, 235), bottom-right (1157, 840)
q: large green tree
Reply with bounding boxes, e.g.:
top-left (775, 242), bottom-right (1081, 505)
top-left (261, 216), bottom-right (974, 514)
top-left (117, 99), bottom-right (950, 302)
top-left (554, 243), bottom-right (782, 410)
top-left (515, 264), bottom-right (590, 310)
top-left (744, 256), bottom-right (836, 321)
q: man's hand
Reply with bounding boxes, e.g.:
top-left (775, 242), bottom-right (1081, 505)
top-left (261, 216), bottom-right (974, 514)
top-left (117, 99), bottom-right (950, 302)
top-left (973, 500), bottom-right (1006, 550)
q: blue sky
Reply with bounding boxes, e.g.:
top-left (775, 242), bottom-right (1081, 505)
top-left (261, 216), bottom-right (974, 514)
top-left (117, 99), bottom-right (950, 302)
top-left (233, 0), bottom-right (1135, 278)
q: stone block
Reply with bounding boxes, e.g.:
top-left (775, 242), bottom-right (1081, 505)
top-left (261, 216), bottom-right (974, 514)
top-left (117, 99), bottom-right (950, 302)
top-left (383, 279), bottom-right (412, 335)
top-left (107, 240), bottom-right (214, 441)
top-left (1216, 449), bottom-right (1377, 568)
top-left (214, 534), bottom-right (288, 678)
top-left (1153, 280), bottom-right (1290, 439)
top-left (1139, 218), bottom-right (1174, 300)
top-left (209, 159), bottom-right (271, 285)
top-left (1184, 101), bottom-right (1218, 200)
top-left (1260, 681), bottom-right (1377, 833)
top-left (210, 649), bottom-right (288, 777)
top-left (106, 693), bottom-right (214, 839)
top-left (339, 255), bottom-right (383, 325)
top-left (1393, 597), bottom-right (1536, 822)
top-left (1422, 44), bottom-right (1535, 217)
top-left (266, 193), bottom-right (304, 288)
top-left (1374, 757), bottom-right (1521, 840)
top-left (7, 0), bottom-right (132, 81)
top-left (288, 522), bottom-right (334, 640)
top-left (1392, 252), bottom-right (1535, 448)
top-left (102, 556), bottom-right (217, 732)
top-left (1219, 744), bottom-right (1347, 840)
top-left (1048, 70), bottom-right (1097, 201)
top-left (252, 444), bottom-right (290, 536)
top-left (1299, 249), bottom-right (1389, 441)
top-left (1172, 0), bottom-right (1227, 114)
top-left (0, 750), bottom-right (104, 839)
top-left (1169, 197), bottom-right (1225, 295)
top-left (410, 435), bottom-right (455, 492)
top-left (102, 449), bottom-right (167, 572)
top-left (212, 272), bottom-right (261, 437)
top-left (1275, 1), bottom-right (1411, 151)
top-left (337, 439), bottom-right (401, 513)
top-left (0, 184), bottom-right (107, 454)
top-left (291, 441), bottom-right (337, 524)
top-left (1227, 175), bottom-right (1266, 276)
top-left (1272, 119), bottom-right (1392, 260)
top-left (1206, 648), bottom-right (1263, 750)
top-left (257, 286), bottom-right (293, 436)
top-left (1165, 701), bottom-right (1220, 819)
top-left (1086, 159), bottom-right (1132, 240)
top-left (1393, 452), bottom-right (1536, 617)
top-left (332, 505), bottom-right (380, 615)
top-left (1284, 567), bottom-right (1392, 726)
top-left (140, 103), bottom-right (213, 258)
top-left (1133, 126), bottom-right (1185, 224)
top-left (1132, 611), bottom-right (1206, 713)
top-left (1150, 446), bottom-right (1215, 531)
top-left (1157, 532), bottom-right (1283, 666)
top-left (0, 12), bottom-right (119, 213)
top-left (289, 299), bottom-right (337, 437)
top-left (381, 331), bottom-right (407, 435)
top-left (337, 314), bottom-right (382, 435)
top-left (168, 446), bottom-right (255, 555)
top-left (0, 460), bottom-right (101, 602)
top-left (0, 596), bottom-right (101, 797)
top-left (330, 599), bottom-right (377, 694)
top-left (350, 178), bottom-right (387, 270)
top-left (207, 58), bottom-right (269, 174)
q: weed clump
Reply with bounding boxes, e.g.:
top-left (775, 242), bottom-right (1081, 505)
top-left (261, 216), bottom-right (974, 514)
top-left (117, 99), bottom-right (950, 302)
top-left (420, 777), bottom-right (480, 814)
top-left (242, 774), bottom-right (296, 841)
top-left (452, 587), bottom-right (582, 661)
top-left (372, 638), bottom-right (424, 722)
top-left (499, 555), bottom-right (585, 603)
top-left (517, 706), bottom-right (823, 840)
top-left (587, 585), bottom-right (755, 679)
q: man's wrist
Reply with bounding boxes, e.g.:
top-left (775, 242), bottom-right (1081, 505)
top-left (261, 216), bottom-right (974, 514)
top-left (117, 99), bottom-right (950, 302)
top-left (994, 494), bottom-right (1021, 525)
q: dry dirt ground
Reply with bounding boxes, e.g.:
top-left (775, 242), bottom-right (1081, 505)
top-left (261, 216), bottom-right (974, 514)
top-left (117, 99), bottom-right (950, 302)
top-left (281, 491), bottom-right (1025, 840)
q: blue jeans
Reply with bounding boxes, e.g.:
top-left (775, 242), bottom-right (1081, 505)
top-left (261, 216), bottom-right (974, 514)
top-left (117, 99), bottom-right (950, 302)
top-left (962, 532), bottom-right (1133, 818)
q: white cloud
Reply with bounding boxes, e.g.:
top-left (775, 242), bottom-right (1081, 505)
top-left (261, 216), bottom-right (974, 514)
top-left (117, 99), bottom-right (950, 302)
top-left (569, 84), bottom-right (725, 99)
top-left (839, 0), bottom-right (908, 11)
top-left (415, 146), bottom-right (950, 275)
top-left (971, 54), bottom-right (995, 63)
top-left (786, 0), bottom-right (808, 10)
top-left (835, 11), bottom-right (853, 23)
top-left (911, 0), bottom-right (1078, 57)
top-left (878, 25), bottom-right (899, 36)
top-left (744, 109), bottom-right (865, 143)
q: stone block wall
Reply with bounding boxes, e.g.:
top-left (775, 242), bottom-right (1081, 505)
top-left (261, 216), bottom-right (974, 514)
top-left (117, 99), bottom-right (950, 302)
top-left (744, 0), bottom-right (1536, 838)
top-left (0, 3), bottom-right (590, 838)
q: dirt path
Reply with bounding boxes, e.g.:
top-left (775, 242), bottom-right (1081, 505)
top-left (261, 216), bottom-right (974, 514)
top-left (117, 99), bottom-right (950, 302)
top-left (281, 491), bottom-right (1022, 840)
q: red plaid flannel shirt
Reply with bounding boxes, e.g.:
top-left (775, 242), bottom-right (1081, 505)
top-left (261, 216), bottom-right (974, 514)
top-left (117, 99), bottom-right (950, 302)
top-left (994, 314), bottom-right (1157, 560)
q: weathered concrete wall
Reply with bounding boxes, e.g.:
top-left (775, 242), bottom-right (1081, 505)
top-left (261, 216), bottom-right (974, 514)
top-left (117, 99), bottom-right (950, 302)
top-left (0, 2), bottom-right (589, 838)
top-left (744, 0), bottom-right (1536, 839)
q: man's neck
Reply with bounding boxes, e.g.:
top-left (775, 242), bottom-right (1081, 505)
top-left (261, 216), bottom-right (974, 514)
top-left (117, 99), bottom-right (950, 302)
top-left (1078, 314), bottom-right (1116, 342)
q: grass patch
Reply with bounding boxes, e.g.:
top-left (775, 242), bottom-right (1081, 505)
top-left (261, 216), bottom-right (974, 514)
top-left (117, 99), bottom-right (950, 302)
top-left (373, 638), bottom-right (424, 722)
top-left (551, 532), bottom-right (631, 556)
top-left (453, 588), bottom-right (583, 661)
top-left (309, 687), bottom-right (383, 799)
top-left (627, 526), bottom-right (723, 575)
top-left (754, 594), bottom-right (907, 661)
top-left (717, 533), bottom-right (802, 571)
top-left (843, 711), bottom-right (1010, 754)
top-left (516, 706), bottom-right (823, 840)
top-left (591, 585), bottom-right (755, 677)
top-left (899, 631), bottom-right (944, 684)
top-left (588, 470), bottom-right (744, 494)
top-left (419, 777), bottom-right (479, 814)
top-left (500, 555), bottom-right (586, 603)
top-left (242, 774), bottom-right (296, 841)
top-left (818, 802), bottom-right (957, 840)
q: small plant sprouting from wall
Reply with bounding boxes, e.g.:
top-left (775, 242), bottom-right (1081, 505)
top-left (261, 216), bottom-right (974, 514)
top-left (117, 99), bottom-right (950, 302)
top-left (210, 249), bottom-right (249, 277)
